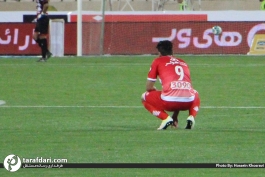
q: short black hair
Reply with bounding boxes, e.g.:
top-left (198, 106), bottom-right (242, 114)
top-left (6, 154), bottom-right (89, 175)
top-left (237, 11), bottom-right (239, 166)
top-left (156, 40), bottom-right (173, 56)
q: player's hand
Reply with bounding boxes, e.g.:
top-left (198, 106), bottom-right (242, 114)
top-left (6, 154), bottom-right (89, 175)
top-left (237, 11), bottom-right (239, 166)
top-left (37, 13), bottom-right (48, 20)
top-left (171, 110), bottom-right (179, 128)
top-left (171, 121), bottom-right (178, 128)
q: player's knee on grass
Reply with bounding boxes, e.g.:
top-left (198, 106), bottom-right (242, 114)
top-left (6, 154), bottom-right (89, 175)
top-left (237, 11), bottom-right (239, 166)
top-left (141, 92), bottom-right (146, 101)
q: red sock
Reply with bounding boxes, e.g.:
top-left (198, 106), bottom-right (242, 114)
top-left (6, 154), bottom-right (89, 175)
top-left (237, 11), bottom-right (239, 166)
top-left (189, 92), bottom-right (200, 118)
top-left (142, 101), bottom-right (168, 120)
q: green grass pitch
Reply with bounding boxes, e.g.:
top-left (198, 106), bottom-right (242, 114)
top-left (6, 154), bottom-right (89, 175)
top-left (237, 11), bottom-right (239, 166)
top-left (0, 55), bottom-right (264, 176)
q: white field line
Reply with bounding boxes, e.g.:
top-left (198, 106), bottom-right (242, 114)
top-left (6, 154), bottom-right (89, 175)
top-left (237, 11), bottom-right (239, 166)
top-left (0, 105), bottom-right (264, 109)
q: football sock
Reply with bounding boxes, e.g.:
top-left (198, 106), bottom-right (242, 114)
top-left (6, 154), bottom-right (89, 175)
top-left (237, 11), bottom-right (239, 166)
top-left (189, 92), bottom-right (201, 118)
top-left (189, 106), bottom-right (198, 117)
top-left (142, 101), bottom-right (168, 120)
top-left (40, 38), bottom-right (47, 58)
top-left (35, 38), bottom-right (42, 47)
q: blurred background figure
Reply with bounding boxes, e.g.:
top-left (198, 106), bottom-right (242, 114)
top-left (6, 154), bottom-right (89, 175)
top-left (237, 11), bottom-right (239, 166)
top-left (178, 0), bottom-right (193, 11)
top-left (260, 0), bottom-right (265, 10)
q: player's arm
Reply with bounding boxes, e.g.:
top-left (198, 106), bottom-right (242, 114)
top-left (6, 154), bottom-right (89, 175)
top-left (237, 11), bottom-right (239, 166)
top-left (42, 0), bottom-right (49, 14)
top-left (146, 59), bottom-right (158, 92)
top-left (145, 80), bottom-right (156, 92)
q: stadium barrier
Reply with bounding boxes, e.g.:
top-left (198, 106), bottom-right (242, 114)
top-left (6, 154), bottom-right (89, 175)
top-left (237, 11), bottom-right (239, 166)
top-left (49, 19), bottom-right (65, 57)
top-left (248, 34), bottom-right (265, 55)
top-left (0, 11), bottom-right (265, 55)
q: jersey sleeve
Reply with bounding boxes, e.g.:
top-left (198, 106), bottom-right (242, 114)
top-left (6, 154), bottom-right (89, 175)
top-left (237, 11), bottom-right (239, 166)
top-left (147, 59), bottom-right (158, 82)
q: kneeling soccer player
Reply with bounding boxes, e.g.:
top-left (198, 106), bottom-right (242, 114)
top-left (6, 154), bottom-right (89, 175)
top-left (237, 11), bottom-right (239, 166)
top-left (141, 40), bottom-right (200, 130)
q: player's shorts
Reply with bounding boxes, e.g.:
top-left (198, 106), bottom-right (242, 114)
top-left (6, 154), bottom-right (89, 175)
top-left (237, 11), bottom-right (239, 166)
top-left (34, 15), bottom-right (50, 34)
top-left (142, 90), bottom-right (200, 112)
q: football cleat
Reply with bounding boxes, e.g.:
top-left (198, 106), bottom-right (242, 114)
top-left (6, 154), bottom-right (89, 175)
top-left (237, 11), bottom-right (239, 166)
top-left (46, 51), bottom-right (53, 59)
top-left (185, 116), bottom-right (195, 129)
top-left (157, 116), bottom-right (173, 130)
top-left (37, 58), bottom-right (46, 62)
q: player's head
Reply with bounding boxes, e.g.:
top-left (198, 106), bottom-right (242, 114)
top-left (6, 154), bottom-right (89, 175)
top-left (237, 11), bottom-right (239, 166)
top-left (156, 40), bottom-right (173, 56)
